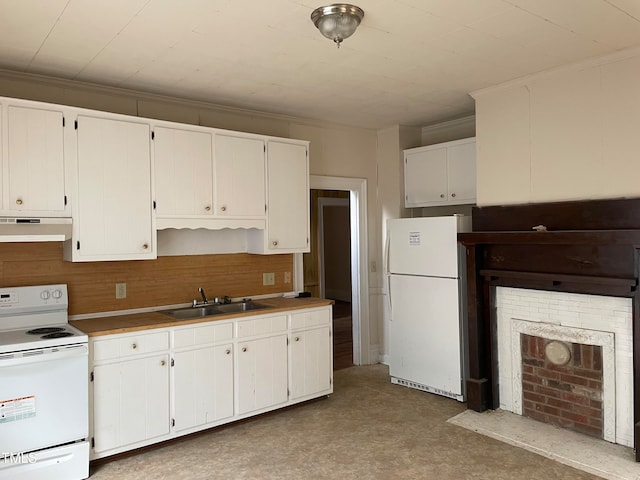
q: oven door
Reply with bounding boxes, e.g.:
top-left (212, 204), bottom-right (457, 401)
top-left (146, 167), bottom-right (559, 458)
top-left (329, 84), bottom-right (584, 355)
top-left (0, 343), bottom-right (88, 453)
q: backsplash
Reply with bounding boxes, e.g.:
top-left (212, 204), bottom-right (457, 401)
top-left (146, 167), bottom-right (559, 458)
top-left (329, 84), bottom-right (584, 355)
top-left (0, 243), bottom-right (293, 315)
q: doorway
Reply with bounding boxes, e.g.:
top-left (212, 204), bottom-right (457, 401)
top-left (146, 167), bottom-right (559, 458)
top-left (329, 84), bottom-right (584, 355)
top-left (296, 175), bottom-right (370, 367)
top-left (308, 193), bottom-right (352, 369)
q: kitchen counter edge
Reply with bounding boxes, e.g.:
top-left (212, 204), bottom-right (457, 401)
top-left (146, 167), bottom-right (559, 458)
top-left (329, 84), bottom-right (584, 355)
top-left (71, 297), bottom-right (334, 337)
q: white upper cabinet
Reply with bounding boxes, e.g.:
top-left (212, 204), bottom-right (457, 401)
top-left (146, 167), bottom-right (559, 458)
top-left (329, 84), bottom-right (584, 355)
top-left (214, 134), bottom-right (265, 218)
top-left (154, 126), bottom-right (213, 217)
top-left (4, 104), bottom-right (67, 215)
top-left (68, 115), bottom-right (155, 261)
top-left (248, 140), bottom-right (309, 254)
top-left (404, 137), bottom-right (476, 208)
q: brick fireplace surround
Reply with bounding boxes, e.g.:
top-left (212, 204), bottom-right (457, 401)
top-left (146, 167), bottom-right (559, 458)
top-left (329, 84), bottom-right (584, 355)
top-left (458, 198), bottom-right (640, 461)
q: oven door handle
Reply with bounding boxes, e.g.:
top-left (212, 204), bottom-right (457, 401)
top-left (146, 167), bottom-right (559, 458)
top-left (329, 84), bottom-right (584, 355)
top-left (0, 344), bottom-right (87, 367)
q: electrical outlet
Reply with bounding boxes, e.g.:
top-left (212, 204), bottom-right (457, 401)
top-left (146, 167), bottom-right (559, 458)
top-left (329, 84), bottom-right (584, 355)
top-left (284, 272), bottom-right (291, 284)
top-left (263, 272), bottom-right (275, 286)
top-left (115, 282), bottom-right (127, 299)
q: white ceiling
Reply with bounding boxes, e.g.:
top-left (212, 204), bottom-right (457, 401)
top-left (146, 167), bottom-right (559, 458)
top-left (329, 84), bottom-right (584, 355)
top-left (2, 0), bottom-right (640, 129)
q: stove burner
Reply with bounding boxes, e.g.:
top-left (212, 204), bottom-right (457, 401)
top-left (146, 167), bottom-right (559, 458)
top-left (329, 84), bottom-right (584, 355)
top-left (41, 331), bottom-right (75, 339)
top-left (26, 327), bottom-right (65, 335)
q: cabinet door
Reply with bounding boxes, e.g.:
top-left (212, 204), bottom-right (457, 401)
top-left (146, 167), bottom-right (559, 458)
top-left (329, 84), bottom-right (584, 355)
top-left (264, 141), bottom-right (309, 252)
top-left (236, 334), bottom-right (288, 415)
top-left (447, 141), bottom-right (476, 204)
top-left (6, 105), bottom-right (66, 213)
top-left (214, 134), bottom-right (265, 217)
top-left (289, 327), bottom-right (332, 400)
top-left (154, 126), bottom-right (213, 216)
top-left (173, 344), bottom-right (234, 432)
top-left (75, 116), bottom-right (154, 260)
top-left (404, 147), bottom-right (448, 207)
top-left (93, 354), bottom-right (170, 453)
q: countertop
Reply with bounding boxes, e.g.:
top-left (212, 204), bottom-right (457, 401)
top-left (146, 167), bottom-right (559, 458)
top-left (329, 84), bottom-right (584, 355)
top-left (71, 296), bottom-right (334, 337)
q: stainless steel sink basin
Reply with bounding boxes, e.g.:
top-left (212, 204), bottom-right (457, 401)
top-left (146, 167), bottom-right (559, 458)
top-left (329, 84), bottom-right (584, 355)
top-left (161, 301), bottom-right (269, 320)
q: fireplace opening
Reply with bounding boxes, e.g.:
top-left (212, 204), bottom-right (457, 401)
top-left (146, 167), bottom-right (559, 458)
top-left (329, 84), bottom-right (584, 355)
top-left (521, 334), bottom-right (603, 439)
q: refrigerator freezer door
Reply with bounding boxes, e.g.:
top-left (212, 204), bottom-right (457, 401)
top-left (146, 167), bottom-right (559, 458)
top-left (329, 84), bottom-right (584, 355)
top-left (389, 274), bottom-right (463, 397)
top-left (387, 216), bottom-right (460, 278)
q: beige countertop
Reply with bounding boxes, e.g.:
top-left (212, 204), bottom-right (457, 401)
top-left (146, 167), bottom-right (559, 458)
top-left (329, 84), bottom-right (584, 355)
top-left (71, 297), bottom-right (334, 337)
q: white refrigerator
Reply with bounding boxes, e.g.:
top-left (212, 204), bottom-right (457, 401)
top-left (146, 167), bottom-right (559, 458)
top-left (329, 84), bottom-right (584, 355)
top-left (386, 215), bottom-right (470, 401)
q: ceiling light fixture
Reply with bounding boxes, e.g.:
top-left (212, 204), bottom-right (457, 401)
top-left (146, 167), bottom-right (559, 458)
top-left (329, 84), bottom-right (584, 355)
top-left (311, 4), bottom-right (364, 48)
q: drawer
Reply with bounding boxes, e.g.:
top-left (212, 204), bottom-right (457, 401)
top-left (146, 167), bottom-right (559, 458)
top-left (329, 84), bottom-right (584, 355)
top-left (236, 314), bottom-right (287, 338)
top-left (173, 321), bottom-right (233, 348)
top-left (290, 308), bottom-right (332, 330)
top-left (92, 331), bottom-right (169, 361)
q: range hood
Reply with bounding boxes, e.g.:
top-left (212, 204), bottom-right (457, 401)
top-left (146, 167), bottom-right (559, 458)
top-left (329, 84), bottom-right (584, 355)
top-left (0, 217), bottom-right (72, 242)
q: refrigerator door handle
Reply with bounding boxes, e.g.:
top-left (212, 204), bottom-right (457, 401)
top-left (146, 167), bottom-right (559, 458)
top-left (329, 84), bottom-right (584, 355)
top-left (384, 230), bottom-right (393, 318)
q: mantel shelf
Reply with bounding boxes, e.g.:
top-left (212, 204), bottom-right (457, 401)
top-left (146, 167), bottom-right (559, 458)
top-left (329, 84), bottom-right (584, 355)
top-left (458, 229), bottom-right (640, 246)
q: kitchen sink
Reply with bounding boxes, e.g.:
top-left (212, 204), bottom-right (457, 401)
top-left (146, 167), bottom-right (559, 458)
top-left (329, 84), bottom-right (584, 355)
top-left (161, 301), bottom-right (269, 320)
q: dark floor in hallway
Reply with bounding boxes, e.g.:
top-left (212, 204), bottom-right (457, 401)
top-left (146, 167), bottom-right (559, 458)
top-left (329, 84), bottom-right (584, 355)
top-left (332, 300), bottom-right (353, 370)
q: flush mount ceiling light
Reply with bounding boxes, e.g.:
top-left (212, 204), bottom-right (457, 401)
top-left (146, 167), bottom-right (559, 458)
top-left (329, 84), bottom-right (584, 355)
top-left (311, 4), bottom-right (364, 48)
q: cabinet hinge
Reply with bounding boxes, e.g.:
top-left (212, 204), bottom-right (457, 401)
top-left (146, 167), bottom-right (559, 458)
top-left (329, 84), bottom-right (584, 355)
top-left (74, 120), bottom-right (78, 130)
top-left (287, 389), bottom-right (290, 397)
top-left (62, 117), bottom-right (65, 127)
top-left (286, 337), bottom-right (289, 345)
top-left (91, 437), bottom-right (95, 449)
top-left (76, 240), bottom-right (80, 250)
top-left (90, 371), bottom-right (94, 382)
top-left (263, 145), bottom-right (266, 153)
top-left (151, 131), bottom-right (155, 140)
top-left (64, 195), bottom-right (67, 206)
top-left (153, 200), bottom-right (156, 210)
top-left (171, 358), bottom-right (175, 367)
top-left (264, 204), bottom-right (267, 213)
top-left (171, 418), bottom-right (175, 427)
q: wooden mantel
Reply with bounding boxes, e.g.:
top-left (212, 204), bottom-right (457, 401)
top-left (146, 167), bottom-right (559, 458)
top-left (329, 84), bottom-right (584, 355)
top-left (458, 198), bottom-right (640, 460)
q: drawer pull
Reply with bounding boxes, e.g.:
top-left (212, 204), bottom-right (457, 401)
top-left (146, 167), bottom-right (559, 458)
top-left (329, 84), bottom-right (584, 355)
top-left (16, 198), bottom-right (23, 205)
top-left (205, 205), bottom-right (211, 211)
top-left (160, 360), bottom-right (166, 366)
top-left (242, 347), bottom-right (247, 352)
top-left (131, 343), bottom-right (137, 350)
top-left (225, 349), bottom-right (231, 355)
top-left (221, 205), bottom-right (227, 212)
top-left (294, 336), bottom-right (300, 342)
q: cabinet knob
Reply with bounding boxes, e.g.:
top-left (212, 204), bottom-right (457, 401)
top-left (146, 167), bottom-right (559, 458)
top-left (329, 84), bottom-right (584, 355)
top-left (242, 347), bottom-right (247, 352)
top-left (160, 360), bottom-right (166, 366)
top-left (220, 205), bottom-right (227, 212)
top-left (451, 193), bottom-right (456, 198)
top-left (131, 343), bottom-right (137, 350)
top-left (440, 194), bottom-right (445, 199)
top-left (272, 240), bottom-right (278, 246)
top-left (225, 349), bottom-right (231, 355)
top-left (205, 205), bottom-right (211, 211)
top-left (16, 198), bottom-right (23, 205)
top-left (143, 243), bottom-right (149, 250)
top-left (294, 336), bottom-right (300, 342)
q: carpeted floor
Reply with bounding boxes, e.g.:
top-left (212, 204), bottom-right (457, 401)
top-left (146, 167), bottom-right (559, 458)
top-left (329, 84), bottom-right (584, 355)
top-left (88, 364), bottom-right (600, 480)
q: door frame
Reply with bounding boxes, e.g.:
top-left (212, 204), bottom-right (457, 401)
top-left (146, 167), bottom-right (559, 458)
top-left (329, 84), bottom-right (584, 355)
top-left (294, 175), bottom-right (370, 366)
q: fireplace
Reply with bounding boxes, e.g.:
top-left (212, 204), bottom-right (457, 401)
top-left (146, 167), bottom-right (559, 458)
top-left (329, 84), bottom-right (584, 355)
top-left (458, 198), bottom-right (640, 460)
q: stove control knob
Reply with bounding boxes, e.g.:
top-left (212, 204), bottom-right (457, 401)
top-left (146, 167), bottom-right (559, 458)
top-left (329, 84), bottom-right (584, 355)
top-left (40, 290), bottom-right (51, 300)
top-left (52, 289), bottom-right (63, 299)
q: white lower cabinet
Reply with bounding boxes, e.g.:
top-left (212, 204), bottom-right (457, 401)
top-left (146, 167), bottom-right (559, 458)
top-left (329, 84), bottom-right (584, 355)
top-left (173, 344), bottom-right (234, 432)
top-left (92, 354), bottom-right (170, 454)
top-left (237, 334), bottom-right (288, 415)
top-left (289, 308), bottom-right (333, 401)
top-left (89, 305), bottom-right (333, 460)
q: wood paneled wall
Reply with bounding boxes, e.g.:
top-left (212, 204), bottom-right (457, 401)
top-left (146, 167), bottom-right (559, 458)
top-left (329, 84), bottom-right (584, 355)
top-left (0, 243), bottom-right (293, 315)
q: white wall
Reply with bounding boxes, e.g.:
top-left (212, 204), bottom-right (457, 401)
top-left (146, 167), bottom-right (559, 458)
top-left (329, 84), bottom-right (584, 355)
top-left (473, 47), bottom-right (640, 206)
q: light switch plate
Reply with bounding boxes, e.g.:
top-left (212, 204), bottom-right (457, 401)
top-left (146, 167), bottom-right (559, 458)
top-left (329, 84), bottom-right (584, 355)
top-left (263, 272), bottom-right (275, 286)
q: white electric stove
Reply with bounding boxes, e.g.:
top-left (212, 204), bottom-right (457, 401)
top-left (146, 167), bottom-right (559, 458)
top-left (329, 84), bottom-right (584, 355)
top-left (0, 284), bottom-right (89, 480)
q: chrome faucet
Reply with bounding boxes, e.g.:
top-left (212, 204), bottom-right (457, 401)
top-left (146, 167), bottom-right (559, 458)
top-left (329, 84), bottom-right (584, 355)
top-left (198, 287), bottom-right (209, 304)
